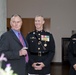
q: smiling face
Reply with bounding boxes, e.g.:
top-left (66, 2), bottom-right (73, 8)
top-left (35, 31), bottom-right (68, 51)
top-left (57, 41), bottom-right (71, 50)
top-left (35, 16), bottom-right (45, 31)
top-left (10, 15), bottom-right (22, 31)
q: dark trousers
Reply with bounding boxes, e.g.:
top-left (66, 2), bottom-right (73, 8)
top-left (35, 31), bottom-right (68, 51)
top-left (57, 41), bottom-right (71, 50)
top-left (25, 63), bottom-right (28, 75)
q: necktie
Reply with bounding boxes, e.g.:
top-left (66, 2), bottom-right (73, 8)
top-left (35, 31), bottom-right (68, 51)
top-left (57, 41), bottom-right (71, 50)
top-left (18, 32), bottom-right (29, 63)
top-left (18, 32), bottom-right (25, 46)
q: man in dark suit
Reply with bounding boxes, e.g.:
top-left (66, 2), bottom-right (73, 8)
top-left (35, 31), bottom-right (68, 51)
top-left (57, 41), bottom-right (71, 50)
top-left (26, 15), bottom-right (55, 75)
top-left (0, 14), bottom-right (28, 75)
top-left (68, 33), bottom-right (76, 75)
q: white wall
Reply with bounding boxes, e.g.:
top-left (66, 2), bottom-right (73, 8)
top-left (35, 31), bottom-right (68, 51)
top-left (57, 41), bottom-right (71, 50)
top-left (7, 0), bottom-right (76, 62)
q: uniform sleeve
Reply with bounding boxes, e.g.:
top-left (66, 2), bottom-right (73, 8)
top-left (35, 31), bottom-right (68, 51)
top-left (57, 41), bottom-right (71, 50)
top-left (43, 34), bottom-right (55, 66)
top-left (0, 34), bottom-right (20, 59)
top-left (26, 34), bottom-right (36, 65)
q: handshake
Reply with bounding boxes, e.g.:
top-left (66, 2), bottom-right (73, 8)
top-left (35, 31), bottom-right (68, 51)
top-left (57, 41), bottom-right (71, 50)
top-left (19, 47), bottom-right (28, 56)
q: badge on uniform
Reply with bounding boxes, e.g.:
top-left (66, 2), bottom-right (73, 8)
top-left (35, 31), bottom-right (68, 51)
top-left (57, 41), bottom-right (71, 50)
top-left (33, 32), bottom-right (35, 34)
top-left (30, 37), bottom-right (36, 39)
top-left (41, 35), bottom-right (50, 41)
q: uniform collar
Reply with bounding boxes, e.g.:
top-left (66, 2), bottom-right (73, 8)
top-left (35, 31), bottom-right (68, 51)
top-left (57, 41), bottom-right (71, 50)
top-left (35, 30), bottom-right (44, 33)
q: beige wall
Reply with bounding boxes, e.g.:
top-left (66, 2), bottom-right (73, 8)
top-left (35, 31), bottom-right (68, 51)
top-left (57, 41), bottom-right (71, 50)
top-left (7, 0), bottom-right (76, 62)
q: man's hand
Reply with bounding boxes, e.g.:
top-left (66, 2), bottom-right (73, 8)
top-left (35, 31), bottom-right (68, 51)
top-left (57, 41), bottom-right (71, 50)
top-left (32, 63), bottom-right (37, 68)
top-left (19, 47), bottom-right (27, 56)
top-left (37, 62), bottom-right (45, 68)
top-left (73, 64), bottom-right (76, 70)
top-left (32, 62), bottom-right (45, 70)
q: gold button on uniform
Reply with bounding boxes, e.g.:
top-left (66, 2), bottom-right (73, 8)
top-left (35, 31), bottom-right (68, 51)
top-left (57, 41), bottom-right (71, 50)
top-left (32, 41), bottom-right (33, 42)
top-left (38, 41), bottom-right (41, 45)
top-left (38, 43), bottom-right (40, 45)
top-left (44, 43), bottom-right (47, 47)
top-left (38, 38), bottom-right (40, 40)
top-left (38, 48), bottom-right (40, 50)
top-left (38, 33), bottom-right (40, 35)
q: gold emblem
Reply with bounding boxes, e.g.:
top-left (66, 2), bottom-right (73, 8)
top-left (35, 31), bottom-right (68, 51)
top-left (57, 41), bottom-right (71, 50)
top-left (30, 37), bottom-right (36, 39)
top-left (32, 37), bottom-right (35, 39)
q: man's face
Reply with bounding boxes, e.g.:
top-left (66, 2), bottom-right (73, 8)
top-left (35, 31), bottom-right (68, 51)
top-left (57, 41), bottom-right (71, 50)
top-left (10, 16), bottom-right (22, 31)
top-left (35, 16), bottom-right (44, 29)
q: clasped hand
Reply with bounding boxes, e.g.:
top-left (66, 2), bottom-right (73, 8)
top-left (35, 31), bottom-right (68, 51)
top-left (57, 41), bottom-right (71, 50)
top-left (32, 62), bottom-right (45, 70)
top-left (73, 64), bottom-right (76, 70)
top-left (19, 47), bottom-right (27, 56)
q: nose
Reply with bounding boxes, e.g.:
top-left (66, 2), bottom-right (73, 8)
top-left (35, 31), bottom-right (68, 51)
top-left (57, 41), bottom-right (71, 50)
top-left (15, 22), bottom-right (18, 25)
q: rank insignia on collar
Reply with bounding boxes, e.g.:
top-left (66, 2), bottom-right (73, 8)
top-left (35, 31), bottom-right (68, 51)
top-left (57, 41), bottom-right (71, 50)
top-left (33, 32), bottom-right (35, 34)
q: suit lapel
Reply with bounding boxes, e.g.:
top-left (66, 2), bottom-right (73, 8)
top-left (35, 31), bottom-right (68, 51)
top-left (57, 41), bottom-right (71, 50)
top-left (9, 29), bottom-right (23, 46)
top-left (21, 33), bottom-right (28, 47)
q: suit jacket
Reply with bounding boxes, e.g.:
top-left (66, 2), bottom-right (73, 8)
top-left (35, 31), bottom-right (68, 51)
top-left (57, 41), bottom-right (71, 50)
top-left (26, 30), bottom-right (55, 74)
top-left (0, 29), bottom-right (27, 75)
top-left (68, 34), bottom-right (76, 75)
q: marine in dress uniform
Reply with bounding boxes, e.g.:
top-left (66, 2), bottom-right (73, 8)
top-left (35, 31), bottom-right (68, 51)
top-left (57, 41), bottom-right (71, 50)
top-left (68, 34), bottom-right (76, 75)
top-left (26, 30), bottom-right (55, 75)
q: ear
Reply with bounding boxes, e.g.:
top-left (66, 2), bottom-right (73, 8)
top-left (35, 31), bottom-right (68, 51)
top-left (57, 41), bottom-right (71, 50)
top-left (20, 19), bottom-right (22, 25)
top-left (10, 21), bottom-right (12, 26)
top-left (43, 20), bottom-right (45, 24)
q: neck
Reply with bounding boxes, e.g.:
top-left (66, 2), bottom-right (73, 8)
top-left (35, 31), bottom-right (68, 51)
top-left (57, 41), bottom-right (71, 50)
top-left (11, 28), bottom-right (20, 32)
top-left (36, 27), bottom-right (43, 31)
